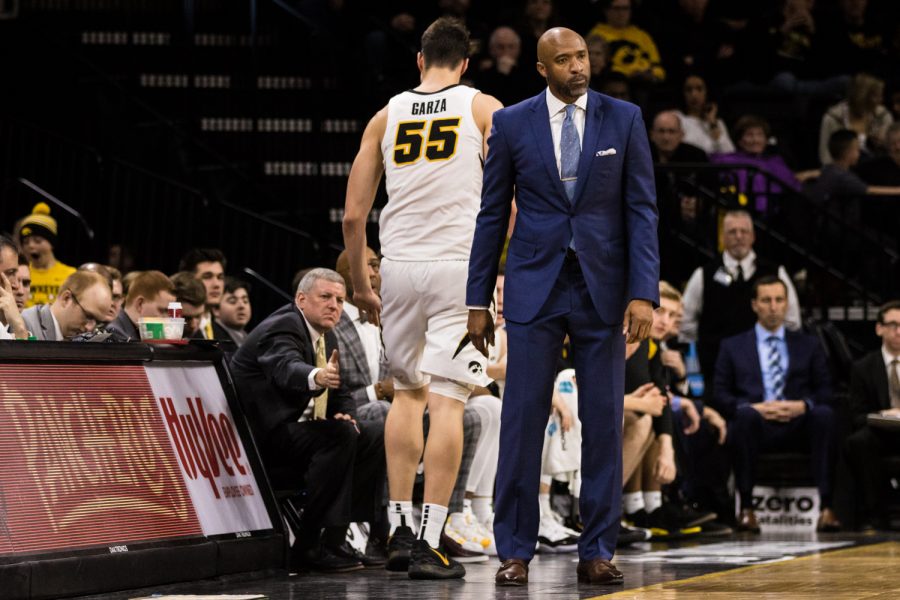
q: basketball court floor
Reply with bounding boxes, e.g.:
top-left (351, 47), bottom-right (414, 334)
top-left (77, 531), bottom-right (900, 599)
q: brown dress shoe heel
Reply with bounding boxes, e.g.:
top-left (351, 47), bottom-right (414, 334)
top-left (737, 509), bottom-right (761, 534)
top-left (496, 558), bottom-right (528, 586)
top-left (576, 558), bottom-right (624, 585)
top-left (817, 508), bottom-right (842, 532)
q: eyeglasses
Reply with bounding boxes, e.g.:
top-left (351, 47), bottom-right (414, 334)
top-left (881, 321), bottom-right (900, 331)
top-left (70, 292), bottom-right (103, 325)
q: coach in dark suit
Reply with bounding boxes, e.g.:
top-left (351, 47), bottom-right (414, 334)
top-left (714, 275), bottom-right (838, 533)
top-left (467, 28), bottom-right (659, 586)
top-left (230, 268), bottom-right (385, 571)
top-left (845, 300), bottom-right (900, 530)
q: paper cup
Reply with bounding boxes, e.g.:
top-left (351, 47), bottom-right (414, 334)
top-left (163, 318), bottom-right (185, 340)
top-left (138, 318), bottom-right (165, 340)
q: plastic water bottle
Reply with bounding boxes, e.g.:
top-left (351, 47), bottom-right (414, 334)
top-left (685, 341), bottom-right (705, 398)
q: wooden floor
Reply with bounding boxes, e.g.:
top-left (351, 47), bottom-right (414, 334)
top-left (76, 532), bottom-right (900, 599)
top-left (600, 541), bottom-right (900, 600)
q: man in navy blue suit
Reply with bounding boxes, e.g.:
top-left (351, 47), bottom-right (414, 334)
top-left (714, 275), bottom-right (840, 533)
top-left (466, 27), bottom-right (659, 586)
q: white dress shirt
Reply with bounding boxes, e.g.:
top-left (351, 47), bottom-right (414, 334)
top-left (51, 309), bottom-right (63, 341)
top-left (679, 250), bottom-right (801, 342)
top-left (344, 302), bottom-right (383, 402)
top-left (546, 88), bottom-right (587, 176)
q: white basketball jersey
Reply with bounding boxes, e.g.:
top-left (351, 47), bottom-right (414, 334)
top-left (380, 84), bottom-right (483, 261)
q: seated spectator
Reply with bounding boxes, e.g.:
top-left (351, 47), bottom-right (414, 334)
top-left (596, 71), bottom-right (631, 102)
top-left (214, 277), bottom-right (252, 346)
top-left (21, 270), bottom-right (111, 341)
top-left (473, 26), bottom-right (541, 107)
top-left (229, 268), bottom-right (385, 572)
top-left (0, 236), bottom-right (28, 340)
top-left (740, 0), bottom-right (847, 100)
top-left (513, 0), bottom-right (561, 76)
top-left (807, 129), bottom-right (900, 207)
top-left (844, 300), bottom-right (900, 530)
top-left (675, 74), bottom-right (735, 155)
top-left (106, 271), bottom-right (176, 342)
top-left (817, 0), bottom-right (890, 76)
top-left (78, 263), bottom-right (117, 322)
top-left (170, 271), bottom-right (207, 338)
top-left (714, 275), bottom-right (839, 533)
top-left (680, 209), bottom-right (802, 395)
top-left (586, 34), bottom-right (609, 86)
top-left (655, 282), bottom-right (732, 532)
top-left (178, 248), bottom-right (226, 339)
top-left (588, 0), bottom-right (665, 84)
top-left (711, 115), bottom-right (803, 215)
top-left (17, 202), bottom-right (75, 307)
top-left (650, 111), bottom-right (708, 164)
top-left (15, 254), bottom-right (30, 311)
top-left (819, 73), bottom-right (894, 165)
top-left (857, 122), bottom-right (900, 186)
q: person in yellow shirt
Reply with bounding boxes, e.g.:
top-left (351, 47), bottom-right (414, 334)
top-left (589, 0), bottom-right (665, 83)
top-left (17, 202), bottom-right (75, 307)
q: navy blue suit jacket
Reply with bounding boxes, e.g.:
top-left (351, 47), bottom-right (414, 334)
top-left (466, 89), bottom-right (659, 325)
top-left (713, 327), bottom-right (832, 420)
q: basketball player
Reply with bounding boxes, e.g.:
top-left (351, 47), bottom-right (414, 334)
top-left (343, 17), bottom-right (503, 580)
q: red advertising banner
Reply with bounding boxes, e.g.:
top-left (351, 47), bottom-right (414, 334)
top-left (0, 365), bottom-right (203, 556)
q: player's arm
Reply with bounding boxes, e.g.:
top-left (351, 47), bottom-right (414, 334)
top-left (343, 107), bottom-right (387, 325)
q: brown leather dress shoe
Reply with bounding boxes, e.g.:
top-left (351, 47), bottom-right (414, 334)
top-left (576, 558), bottom-right (624, 585)
top-left (495, 559), bottom-right (528, 586)
top-left (736, 509), bottom-right (761, 534)
top-left (817, 508), bottom-right (842, 532)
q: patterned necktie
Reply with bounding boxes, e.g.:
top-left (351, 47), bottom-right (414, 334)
top-left (314, 334), bottom-right (328, 419)
top-left (766, 336), bottom-right (785, 400)
top-left (560, 104), bottom-right (580, 203)
top-left (890, 358), bottom-right (900, 409)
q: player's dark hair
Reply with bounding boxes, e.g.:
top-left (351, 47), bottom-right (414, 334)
top-left (421, 17), bottom-right (470, 69)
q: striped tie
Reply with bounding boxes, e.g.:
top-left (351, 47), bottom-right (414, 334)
top-left (766, 336), bottom-right (785, 400)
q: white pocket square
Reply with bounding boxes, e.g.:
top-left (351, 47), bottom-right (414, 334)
top-left (595, 148), bottom-right (617, 157)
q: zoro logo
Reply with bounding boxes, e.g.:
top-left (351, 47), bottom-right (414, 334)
top-left (468, 361), bottom-right (483, 375)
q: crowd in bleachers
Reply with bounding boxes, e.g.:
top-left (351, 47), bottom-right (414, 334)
top-left (2, 0), bottom-right (900, 576)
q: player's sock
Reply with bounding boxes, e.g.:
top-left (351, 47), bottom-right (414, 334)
top-left (389, 500), bottom-right (416, 536)
top-left (623, 492), bottom-right (645, 515)
top-left (643, 491), bottom-right (662, 514)
top-left (418, 503), bottom-right (448, 549)
top-left (471, 496), bottom-right (492, 523)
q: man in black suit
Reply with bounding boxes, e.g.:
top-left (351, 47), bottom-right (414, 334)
top-left (230, 268), bottom-right (385, 572)
top-left (714, 276), bottom-right (839, 533)
top-left (845, 300), bottom-right (900, 530)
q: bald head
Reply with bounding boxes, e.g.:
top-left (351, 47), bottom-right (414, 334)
top-left (335, 247), bottom-right (380, 300)
top-left (537, 28), bottom-right (590, 103)
top-left (650, 110), bottom-right (684, 156)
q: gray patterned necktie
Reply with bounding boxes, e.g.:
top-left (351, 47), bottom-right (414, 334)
top-left (560, 104), bottom-right (580, 203)
top-left (767, 336), bottom-right (785, 400)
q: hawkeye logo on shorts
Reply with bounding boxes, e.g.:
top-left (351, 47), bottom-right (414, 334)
top-left (468, 361), bottom-right (483, 375)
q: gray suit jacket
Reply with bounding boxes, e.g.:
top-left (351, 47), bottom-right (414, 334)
top-left (333, 311), bottom-right (389, 410)
top-left (21, 304), bottom-right (60, 341)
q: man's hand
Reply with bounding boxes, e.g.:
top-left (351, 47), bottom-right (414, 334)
top-left (661, 349), bottom-right (686, 379)
top-left (703, 405), bottom-right (728, 445)
top-left (353, 288), bottom-right (382, 327)
top-left (467, 309), bottom-right (494, 357)
top-left (623, 299), bottom-right (653, 343)
top-left (315, 349), bottom-right (341, 389)
top-left (752, 400), bottom-right (805, 422)
top-left (0, 274), bottom-right (27, 339)
top-left (333, 412), bottom-right (360, 433)
top-left (880, 408), bottom-right (900, 417)
top-left (376, 377), bottom-right (395, 400)
top-left (625, 383), bottom-right (666, 416)
top-left (679, 395), bottom-right (701, 435)
top-left (654, 435), bottom-right (677, 484)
